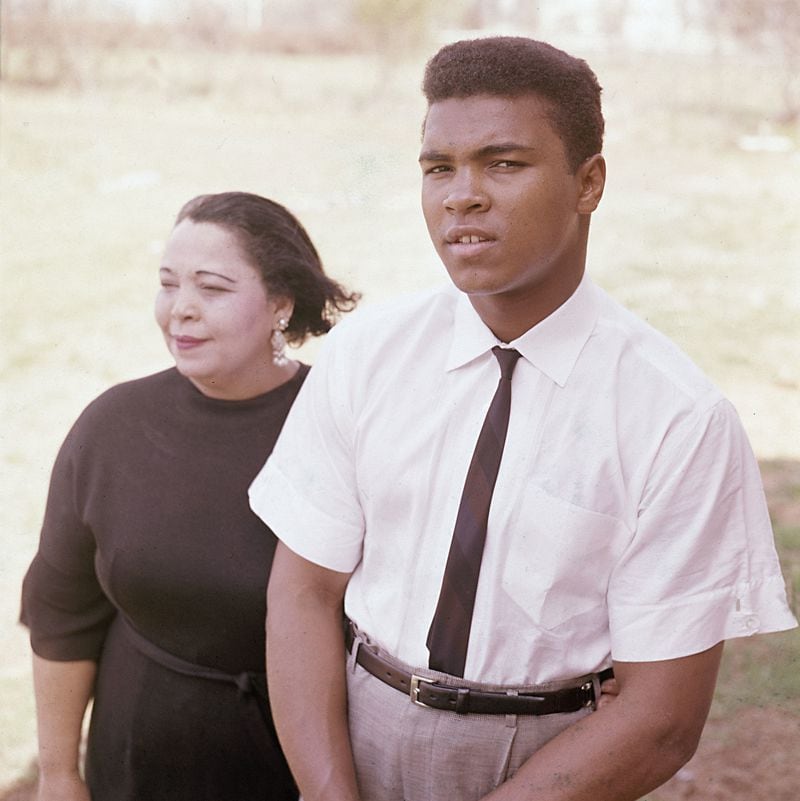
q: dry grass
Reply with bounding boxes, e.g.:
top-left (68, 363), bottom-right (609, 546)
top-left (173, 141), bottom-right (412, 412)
top-left (1, 38), bottom-right (798, 794)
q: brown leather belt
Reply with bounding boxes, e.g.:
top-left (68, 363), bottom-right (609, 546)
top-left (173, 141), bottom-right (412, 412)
top-left (345, 621), bottom-right (613, 716)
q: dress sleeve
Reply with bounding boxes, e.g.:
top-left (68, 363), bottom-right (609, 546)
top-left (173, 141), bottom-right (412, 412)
top-left (607, 398), bottom-right (797, 662)
top-left (20, 420), bottom-right (116, 661)
top-left (249, 324), bottom-right (365, 573)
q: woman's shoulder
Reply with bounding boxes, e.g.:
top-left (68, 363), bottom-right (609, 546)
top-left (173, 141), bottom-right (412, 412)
top-left (73, 368), bottom-right (180, 431)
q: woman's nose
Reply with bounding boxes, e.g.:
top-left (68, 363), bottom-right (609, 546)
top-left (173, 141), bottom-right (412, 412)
top-left (170, 286), bottom-right (200, 320)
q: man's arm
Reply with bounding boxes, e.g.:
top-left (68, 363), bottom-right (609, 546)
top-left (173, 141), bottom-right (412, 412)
top-left (484, 642), bottom-right (724, 801)
top-left (266, 541), bottom-right (360, 801)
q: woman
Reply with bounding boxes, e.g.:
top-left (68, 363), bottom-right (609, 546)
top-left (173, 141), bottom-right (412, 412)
top-left (20, 192), bottom-right (358, 801)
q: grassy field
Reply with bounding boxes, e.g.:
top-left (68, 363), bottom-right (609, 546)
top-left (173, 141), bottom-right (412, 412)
top-left (1, 38), bottom-right (798, 797)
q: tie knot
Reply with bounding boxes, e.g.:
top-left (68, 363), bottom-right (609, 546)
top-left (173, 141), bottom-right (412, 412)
top-left (491, 346), bottom-right (521, 380)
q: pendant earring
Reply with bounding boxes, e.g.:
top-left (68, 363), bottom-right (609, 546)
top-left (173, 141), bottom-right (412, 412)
top-left (271, 317), bottom-right (289, 367)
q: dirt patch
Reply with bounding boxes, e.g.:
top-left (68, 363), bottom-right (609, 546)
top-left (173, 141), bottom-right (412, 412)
top-left (652, 705), bottom-right (800, 801)
top-left (1, 467), bottom-right (796, 800)
top-left (761, 460), bottom-right (800, 529)
top-left (4, 707), bottom-right (800, 801)
top-left (3, 30), bottom-right (799, 796)
top-left (0, 776), bottom-right (35, 801)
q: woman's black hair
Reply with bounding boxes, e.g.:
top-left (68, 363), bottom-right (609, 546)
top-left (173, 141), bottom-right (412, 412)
top-left (176, 191), bottom-right (359, 344)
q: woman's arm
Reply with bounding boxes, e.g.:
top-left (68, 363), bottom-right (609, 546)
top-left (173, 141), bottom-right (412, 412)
top-left (266, 542), bottom-right (359, 801)
top-left (32, 653), bottom-right (96, 801)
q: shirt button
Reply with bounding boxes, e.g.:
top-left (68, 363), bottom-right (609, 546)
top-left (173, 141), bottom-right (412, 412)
top-left (744, 615), bottom-right (759, 631)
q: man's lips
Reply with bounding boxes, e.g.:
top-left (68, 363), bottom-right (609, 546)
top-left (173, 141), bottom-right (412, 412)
top-left (444, 227), bottom-right (497, 257)
top-left (445, 227), bottom-right (496, 245)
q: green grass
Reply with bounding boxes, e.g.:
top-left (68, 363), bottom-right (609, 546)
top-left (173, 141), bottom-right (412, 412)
top-left (706, 462), bottom-right (800, 713)
top-left (1, 39), bottom-right (799, 793)
top-left (713, 629), bottom-right (800, 715)
top-left (775, 525), bottom-right (800, 610)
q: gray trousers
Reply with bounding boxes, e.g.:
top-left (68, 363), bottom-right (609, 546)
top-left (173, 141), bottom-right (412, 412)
top-left (345, 638), bottom-right (594, 801)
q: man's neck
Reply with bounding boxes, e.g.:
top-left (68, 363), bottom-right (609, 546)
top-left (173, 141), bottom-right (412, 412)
top-left (469, 269), bottom-right (585, 343)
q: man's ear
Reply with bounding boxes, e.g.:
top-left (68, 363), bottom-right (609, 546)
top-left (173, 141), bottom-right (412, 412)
top-left (576, 154), bottom-right (606, 214)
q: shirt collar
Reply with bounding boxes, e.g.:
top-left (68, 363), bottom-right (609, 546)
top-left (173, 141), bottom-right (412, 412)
top-left (445, 274), bottom-right (600, 387)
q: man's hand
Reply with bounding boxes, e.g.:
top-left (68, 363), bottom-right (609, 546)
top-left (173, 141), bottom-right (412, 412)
top-left (266, 542), bottom-right (360, 801)
top-left (596, 676), bottom-right (620, 709)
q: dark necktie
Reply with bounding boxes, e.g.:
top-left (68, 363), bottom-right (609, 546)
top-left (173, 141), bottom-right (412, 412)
top-left (426, 346), bottom-right (522, 676)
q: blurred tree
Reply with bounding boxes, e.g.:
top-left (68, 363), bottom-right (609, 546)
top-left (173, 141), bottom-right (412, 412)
top-left (353, 0), bottom-right (434, 50)
top-left (599, 0), bottom-right (631, 43)
top-left (348, 0), bottom-right (438, 102)
top-left (2, 0), bottom-right (85, 88)
top-left (459, 0), bottom-right (539, 29)
top-left (705, 0), bottom-right (800, 122)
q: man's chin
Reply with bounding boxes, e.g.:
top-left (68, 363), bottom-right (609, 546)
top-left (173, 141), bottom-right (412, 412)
top-left (444, 267), bottom-right (505, 297)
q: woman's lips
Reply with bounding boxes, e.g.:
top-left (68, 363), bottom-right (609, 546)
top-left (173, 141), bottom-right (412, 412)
top-left (173, 335), bottom-right (207, 350)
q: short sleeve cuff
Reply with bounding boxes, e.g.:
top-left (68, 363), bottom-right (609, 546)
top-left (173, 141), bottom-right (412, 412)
top-left (20, 553), bottom-right (115, 661)
top-left (609, 574), bottom-right (798, 662)
top-left (249, 461), bottom-right (364, 574)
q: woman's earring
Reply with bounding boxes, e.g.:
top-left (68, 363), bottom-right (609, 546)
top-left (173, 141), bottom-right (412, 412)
top-left (271, 318), bottom-right (289, 367)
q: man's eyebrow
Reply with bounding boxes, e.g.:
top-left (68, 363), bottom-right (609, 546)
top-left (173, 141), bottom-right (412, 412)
top-left (477, 143), bottom-right (536, 157)
top-left (418, 149), bottom-right (449, 163)
top-left (419, 143), bottom-right (536, 162)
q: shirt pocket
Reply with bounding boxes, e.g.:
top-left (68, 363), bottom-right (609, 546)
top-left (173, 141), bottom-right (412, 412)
top-left (498, 486), bottom-right (630, 632)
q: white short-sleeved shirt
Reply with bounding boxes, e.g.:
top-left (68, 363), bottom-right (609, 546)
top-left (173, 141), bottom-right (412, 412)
top-left (250, 275), bottom-right (796, 685)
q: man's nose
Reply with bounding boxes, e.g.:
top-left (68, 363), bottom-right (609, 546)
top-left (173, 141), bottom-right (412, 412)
top-left (443, 169), bottom-right (489, 215)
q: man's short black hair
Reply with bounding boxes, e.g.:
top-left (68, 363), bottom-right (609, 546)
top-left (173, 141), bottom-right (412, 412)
top-left (422, 36), bottom-right (604, 172)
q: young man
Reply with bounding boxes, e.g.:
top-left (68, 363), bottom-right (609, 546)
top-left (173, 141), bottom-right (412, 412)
top-left (250, 37), bottom-right (796, 801)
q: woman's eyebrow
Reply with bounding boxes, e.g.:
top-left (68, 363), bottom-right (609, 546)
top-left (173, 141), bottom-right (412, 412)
top-left (158, 266), bottom-right (237, 283)
top-left (195, 270), bottom-right (237, 283)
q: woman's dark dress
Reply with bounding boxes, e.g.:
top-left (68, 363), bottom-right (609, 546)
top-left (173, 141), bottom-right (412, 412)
top-left (21, 366), bottom-right (308, 800)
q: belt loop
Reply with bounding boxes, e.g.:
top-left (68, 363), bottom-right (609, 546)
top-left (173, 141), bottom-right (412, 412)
top-left (346, 628), bottom-right (360, 674)
top-left (454, 687), bottom-right (471, 715)
top-left (590, 672), bottom-right (602, 711)
top-left (505, 688), bottom-right (518, 728)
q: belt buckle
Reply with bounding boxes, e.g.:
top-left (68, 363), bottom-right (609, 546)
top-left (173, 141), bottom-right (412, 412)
top-left (409, 674), bottom-right (435, 707)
